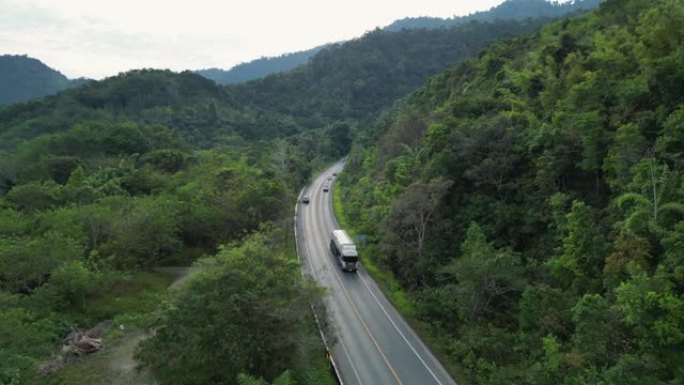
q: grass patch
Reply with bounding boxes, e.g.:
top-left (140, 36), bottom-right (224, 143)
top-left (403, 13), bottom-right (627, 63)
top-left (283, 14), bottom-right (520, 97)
top-left (27, 269), bottom-right (183, 385)
top-left (67, 268), bottom-right (178, 330)
top-left (35, 331), bottom-right (151, 385)
top-left (91, 269), bottom-right (177, 316)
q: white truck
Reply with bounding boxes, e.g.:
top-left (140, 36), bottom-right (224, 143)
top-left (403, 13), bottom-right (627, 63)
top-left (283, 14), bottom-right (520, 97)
top-left (330, 229), bottom-right (359, 272)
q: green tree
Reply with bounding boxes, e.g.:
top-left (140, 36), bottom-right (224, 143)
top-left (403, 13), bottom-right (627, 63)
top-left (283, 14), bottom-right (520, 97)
top-left (32, 260), bottom-right (101, 312)
top-left (547, 200), bottom-right (607, 293)
top-left (0, 150), bottom-right (17, 196)
top-left (443, 222), bottom-right (526, 323)
top-left (385, 178), bottom-right (452, 286)
top-left (518, 284), bottom-right (573, 338)
top-left (327, 121), bottom-right (352, 158)
top-left (100, 196), bottom-right (182, 267)
top-left (614, 264), bottom-right (684, 383)
top-left (135, 232), bottom-right (323, 385)
top-left (0, 231), bottom-right (81, 293)
top-left (2, 180), bottom-right (62, 212)
top-left (571, 293), bottom-right (623, 366)
top-left (616, 159), bottom-right (684, 236)
top-left (603, 122), bottom-right (648, 193)
top-left (0, 308), bottom-right (59, 384)
top-left (655, 106), bottom-right (684, 169)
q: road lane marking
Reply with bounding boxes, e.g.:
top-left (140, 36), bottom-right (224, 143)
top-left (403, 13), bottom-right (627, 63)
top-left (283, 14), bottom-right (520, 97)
top-left (357, 272), bottom-right (446, 385)
top-left (301, 191), bottom-right (364, 385)
top-left (324, 163), bottom-right (449, 384)
top-left (331, 270), bottom-right (404, 385)
top-left (304, 164), bottom-right (409, 385)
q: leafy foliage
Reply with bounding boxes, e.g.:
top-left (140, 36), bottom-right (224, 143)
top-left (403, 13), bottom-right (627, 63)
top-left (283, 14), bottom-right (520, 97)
top-left (339, 0), bottom-right (684, 383)
top-left (135, 231), bottom-right (323, 385)
top-left (1, 1), bottom-right (657, 383)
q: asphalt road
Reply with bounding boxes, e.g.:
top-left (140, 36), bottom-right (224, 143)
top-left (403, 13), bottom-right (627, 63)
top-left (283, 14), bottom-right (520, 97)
top-left (295, 162), bottom-right (458, 385)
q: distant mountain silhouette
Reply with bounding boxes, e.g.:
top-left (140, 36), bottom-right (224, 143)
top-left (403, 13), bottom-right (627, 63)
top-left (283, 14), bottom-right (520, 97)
top-left (196, 46), bottom-right (326, 85)
top-left (384, 0), bottom-right (603, 31)
top-left (0, 55), bottom-right (88, 105)
top-left (197, 0), bottom-right (601, 85)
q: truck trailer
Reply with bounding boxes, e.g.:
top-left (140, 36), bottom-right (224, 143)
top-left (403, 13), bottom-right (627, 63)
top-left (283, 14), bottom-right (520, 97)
top-left (330, 229), bottom-right (359, 272)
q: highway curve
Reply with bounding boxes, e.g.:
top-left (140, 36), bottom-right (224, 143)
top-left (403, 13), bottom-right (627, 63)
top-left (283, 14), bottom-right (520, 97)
top-left (295, 162), bottom-right (458, 385)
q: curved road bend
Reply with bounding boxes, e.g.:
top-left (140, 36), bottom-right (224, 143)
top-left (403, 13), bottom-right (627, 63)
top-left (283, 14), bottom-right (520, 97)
top-left (296, 162), bottom-right (458, 385)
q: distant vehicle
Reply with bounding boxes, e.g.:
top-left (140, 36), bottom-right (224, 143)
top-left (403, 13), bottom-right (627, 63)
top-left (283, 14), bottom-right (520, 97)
top-left (301, 195), bottom-right (310, 204)
top-left (330, 229), bottom-right (359, 272)
top-left (322, 183), bottom-right (329, 192)
top-left (332, 172), bottom-right (337, 176)
top-left (327, 175), bottom-right (333, 181)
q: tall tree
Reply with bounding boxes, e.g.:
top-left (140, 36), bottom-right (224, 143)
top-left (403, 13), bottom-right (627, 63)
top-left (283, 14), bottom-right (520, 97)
top-left (548, 200), bottom-right (607, 294)
top-left (135, 232), bottom-right (323, 385)
top-left (443, 222), bottom-right (526, 323)
top-left (385, 178), bottom-right (452, 286)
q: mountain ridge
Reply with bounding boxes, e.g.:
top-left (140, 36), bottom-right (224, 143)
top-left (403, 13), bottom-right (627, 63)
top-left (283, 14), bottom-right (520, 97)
top-left (0, 54), bottom-right (89, 106)
top-left (384, 0), bottom-right (602, 31)
top-left (196, 0), bottom-right (602, 85)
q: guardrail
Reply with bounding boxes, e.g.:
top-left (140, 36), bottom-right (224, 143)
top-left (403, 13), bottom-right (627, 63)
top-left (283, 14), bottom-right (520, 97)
top-left (294, 187), bottom-right (344, 384)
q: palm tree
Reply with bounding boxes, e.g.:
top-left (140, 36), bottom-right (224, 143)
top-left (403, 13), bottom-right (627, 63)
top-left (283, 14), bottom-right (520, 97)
top-left (616, 159), bottom-right (684, 234)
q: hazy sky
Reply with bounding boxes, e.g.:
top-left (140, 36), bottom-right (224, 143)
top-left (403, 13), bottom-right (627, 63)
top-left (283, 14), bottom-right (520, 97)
top-left (1, 0), bottom-right (509, 80)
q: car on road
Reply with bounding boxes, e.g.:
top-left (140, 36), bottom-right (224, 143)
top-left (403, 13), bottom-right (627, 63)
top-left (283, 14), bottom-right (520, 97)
top-left (301, 195), bottom-right (310, 204)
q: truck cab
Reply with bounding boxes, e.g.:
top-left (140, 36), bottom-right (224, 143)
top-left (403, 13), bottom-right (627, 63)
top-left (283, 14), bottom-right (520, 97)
top-left (330, 229), bottom-right (358, 272)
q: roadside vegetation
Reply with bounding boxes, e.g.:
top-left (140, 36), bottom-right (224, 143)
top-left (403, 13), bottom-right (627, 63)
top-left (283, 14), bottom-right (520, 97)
top-left (23, 269), bottom-right (179, 385)
top-left (3, 1), bottom-right (678, 384)
top-left (339, 0), bottom-right (684, 383)
top-left (135, 228), bottom-right (334, 385)
top-left (0, 8), bottom-right (558, 383)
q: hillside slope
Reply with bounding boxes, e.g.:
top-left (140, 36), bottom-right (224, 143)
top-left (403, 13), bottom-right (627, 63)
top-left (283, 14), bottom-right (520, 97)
top-left (385, 0), bottom-right (602, 31)
top-left (0, 55), bottom-right (87, 105)
top-left (196, 46), bottom-right (325, 85)
top-left (226, 18), bottom-right (554, 137)
top-left (340, 0), bottom-right (684, 383)
top-left (0, 17), bottom-right (558, 150)
top-left (198, 0), bottom-right (600, 85)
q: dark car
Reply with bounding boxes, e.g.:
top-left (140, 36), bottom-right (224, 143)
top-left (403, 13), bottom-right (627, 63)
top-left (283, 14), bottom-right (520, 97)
top-left (301, 195), bottom-right (310, 204)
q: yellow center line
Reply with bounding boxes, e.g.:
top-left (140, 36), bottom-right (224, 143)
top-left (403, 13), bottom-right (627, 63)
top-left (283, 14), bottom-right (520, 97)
top-left (331, 270), bottom-right (404, 385)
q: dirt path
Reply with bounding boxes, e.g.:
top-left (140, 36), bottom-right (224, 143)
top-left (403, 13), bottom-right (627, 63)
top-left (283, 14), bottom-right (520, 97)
top-left (102, 332), bottom-right (150, 385)
top-left (104, 267), bottom-right (193, 384)
top-left (60, 267), bottom-right (194, 385)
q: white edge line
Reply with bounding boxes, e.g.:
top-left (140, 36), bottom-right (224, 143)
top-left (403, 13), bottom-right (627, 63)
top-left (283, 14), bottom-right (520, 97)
top-left (325, 162), bottom-right (448, 384)
top-left (297, 182), bottom-right (363, 385)
top-left (357, 267), bottom-right (446, 385)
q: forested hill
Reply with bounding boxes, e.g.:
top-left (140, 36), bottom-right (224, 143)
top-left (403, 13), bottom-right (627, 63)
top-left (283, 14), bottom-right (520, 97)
top-left (195, 0), bottom-right (600, 87)
top-left (384, 0), bottom-right (602, 31)
top-left (0, 68), bottom-right (318, 384)
top-left (0, 55), bottom-right (88, 106)
top-left (226, 18), bottom-right (553, 136)
top-left (0, 12), bottom-right (569, 383)
top-left (0, 16), bottom-right (555, 150)
top-left (3, 0), bottom-right (673, 382)
top-left (339, 0), bottom-right (684, 383)
top-left (0, 69), bottom-right (229, 151)
top-left (196, 45), bottom-right (325, 85)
